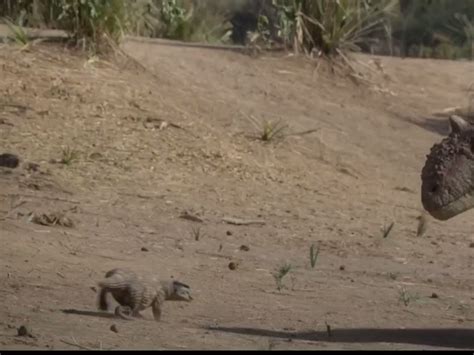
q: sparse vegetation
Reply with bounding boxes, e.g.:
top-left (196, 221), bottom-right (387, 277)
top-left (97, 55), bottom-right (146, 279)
top-left (394, 0), bottom-right (474, 59)
top-left (60, 146), bottom-right (79, 166)
top-left (261, 120), bottom-right (287, 142)
top-left (1, 0), bottom-right (154, 53)
top-left (1, 1), bottom-right (471, 59)
top-left (54, 0), bottom-right (129, 52)
top-left (4, 15), bottom-right (29, 46)
top-left (249, 117), bottom-right (288, 142)
top-left (190, 226), bottom-right (205, 241)
top-left (153, 0), bottom-right (234, 43)
top-left (309, 244), bottom-right (320, 269)
top-left (382, 221), bottom-right (395, 239)
top-left (398, 287), bottom-right (420, 307)
top-left (273, 263), bottom-right (293, 291)
top-left (270, 0), bottom-right (398, 56)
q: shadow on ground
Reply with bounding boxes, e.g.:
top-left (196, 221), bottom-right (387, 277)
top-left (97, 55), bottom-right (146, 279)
top-left (413, 117), bottom-right (450, 136)
top-left (394, 113), bottom-right (450, 137)
top-left (206, 326), bottom-right (474, 350)
top-left (61, 309), bottom-right (117, 320)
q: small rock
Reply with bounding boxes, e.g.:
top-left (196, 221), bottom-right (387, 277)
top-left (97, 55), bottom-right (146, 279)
top-left (431, 293), bottom-right (439, 299)
top-left (110, 325), bottom-right (119, 333)
top-left (239, 245), bottom-right (250, 252)
top-left (226, 231), bottom-right (233, 236)
top-left (24, 162), bottom-right (40, 172)
top-left (339, 265), bottom-right (346, 271)
top-left (469, 242), bottom-right (474, 248)
top-left (0, 153), bottom-right (20, 168)
top-left (17, 325), bottom-right (33, 338)
top-left (141, 247), bottom-right (149, 252)
top-left (89, 152), bottom-right (103, 160)
top-left (228, 262), bottom-right (239, 271)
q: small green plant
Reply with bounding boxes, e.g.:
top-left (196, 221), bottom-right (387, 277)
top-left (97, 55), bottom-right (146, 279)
top-left (259, 119), bottom-right (288, 142)
top-left (60, 147), bottom-right (79, 166)
top-left (398, 287), bottom-right (420, 307)
top-left (248, 115), bottom-right (288, 142)
top-left (382, 222), bottom-right (395, 239)
top-left (4, 15), bottom-right (29, 46)
top-left (190, 226), bottom-right (205, 241)
top-left (273, 263), bottom-right (293, 291)
top-left (309, 244), bottom-right (320, 269)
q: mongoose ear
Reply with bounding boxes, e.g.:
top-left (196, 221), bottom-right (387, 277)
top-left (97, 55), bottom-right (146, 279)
top-left (449, 115), bottom-right (470, 134)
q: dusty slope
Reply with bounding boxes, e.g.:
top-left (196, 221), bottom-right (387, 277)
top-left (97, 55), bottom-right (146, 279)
top-left (0, 36), bottom-right (474, 350)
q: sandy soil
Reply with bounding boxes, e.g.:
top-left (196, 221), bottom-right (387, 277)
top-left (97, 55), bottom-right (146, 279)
top-left (0, 29), bottom-right (474, 350)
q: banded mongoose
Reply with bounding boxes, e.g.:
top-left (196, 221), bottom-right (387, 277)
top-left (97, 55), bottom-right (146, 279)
top-left (97, 268), bottom-right (192, 321)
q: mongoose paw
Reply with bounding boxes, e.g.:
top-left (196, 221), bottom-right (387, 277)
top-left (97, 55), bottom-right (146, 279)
top-left (114, 306), bottom-right (134, 321)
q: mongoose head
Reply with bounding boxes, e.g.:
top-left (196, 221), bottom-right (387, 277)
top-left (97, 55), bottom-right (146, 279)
top-left (421, 115), bottom-right (474, 220)
top-left (162, 280), bottom-right (193, 302)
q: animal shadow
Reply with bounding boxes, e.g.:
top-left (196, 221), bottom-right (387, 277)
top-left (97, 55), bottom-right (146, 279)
top-left (394, 112), bottom-right (450, 137)
top-left (61, 309), bottom-right (117, 320)
top-left (61, 309), bottom-right (154, 322)
top-left (206, 326), bottom-right (474, 350)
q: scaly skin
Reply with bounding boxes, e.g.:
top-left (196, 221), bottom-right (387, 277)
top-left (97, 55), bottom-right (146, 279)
top-left (421, 115), bottom-right (474, 220)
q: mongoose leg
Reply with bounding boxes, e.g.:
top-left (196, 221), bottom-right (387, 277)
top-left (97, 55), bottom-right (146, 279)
top-left (151, 298), bottom-right (163, 321)
top-left (114, 305), bottom-right (145, 321)
top-left (98, 288), bottom-right (109, 311)
top-left (131, 305), bottom-right (145, 319)
top-left (114, 306), bottom-right (135, 321)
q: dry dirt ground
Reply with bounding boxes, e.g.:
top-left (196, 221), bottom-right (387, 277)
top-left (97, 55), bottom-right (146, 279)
top-left (1, 29), bottom-right (474, 350)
